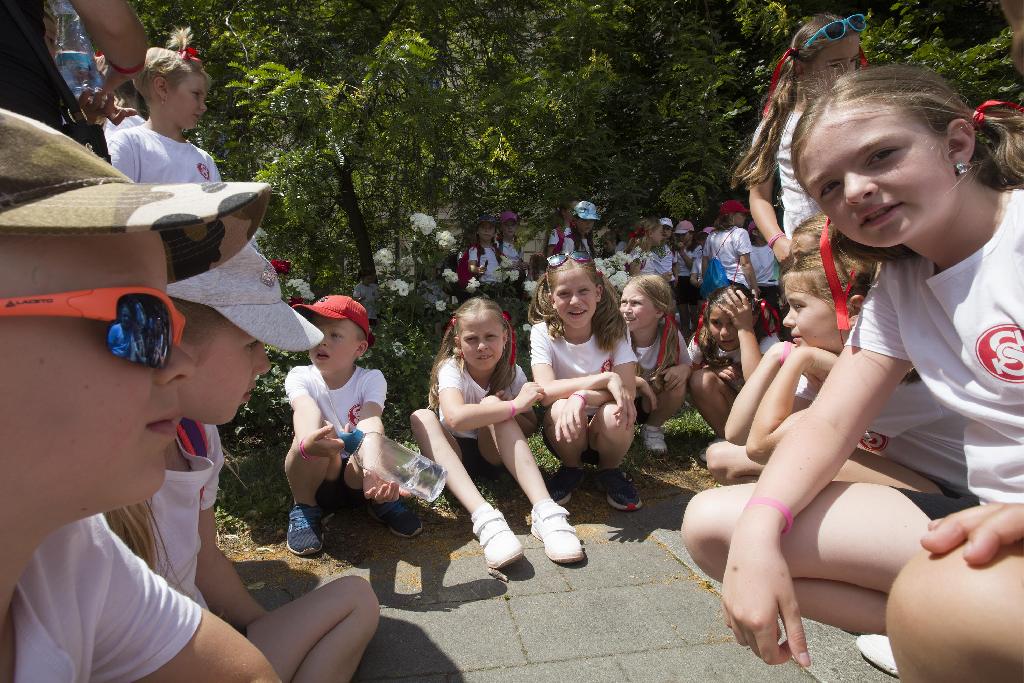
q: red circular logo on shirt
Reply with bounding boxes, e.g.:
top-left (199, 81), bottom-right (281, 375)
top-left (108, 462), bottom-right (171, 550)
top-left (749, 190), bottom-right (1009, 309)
top-left (347, 403), bottom-right (362, 426)
top-left (196, 162), bottom-right (210, 180)
top-left (600, 357), bottom-right (613, 372)
top-left (975, 324), bottom-right (1024, 383)
top-left (859, 431), bottom-right (889, 453)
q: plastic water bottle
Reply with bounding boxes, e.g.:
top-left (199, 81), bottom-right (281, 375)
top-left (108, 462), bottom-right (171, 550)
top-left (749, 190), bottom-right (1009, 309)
top-left (52, 0), bottom-right (103, 97)
top-left (339, 429), bottom-right (447, 502)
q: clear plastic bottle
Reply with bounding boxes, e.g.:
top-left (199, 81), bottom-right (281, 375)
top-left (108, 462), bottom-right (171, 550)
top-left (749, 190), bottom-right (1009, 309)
top-left (339, 429), bottom-right (447, 502)
top-left (52, 0), bottom-right (103, 97)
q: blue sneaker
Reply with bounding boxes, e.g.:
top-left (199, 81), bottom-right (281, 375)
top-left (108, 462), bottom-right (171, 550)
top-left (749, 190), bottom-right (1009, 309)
top-left (596, 468), bottom-right (642, 511)
top-left (287, 503), bottom-right (323, 556)
top-left (546, 466), bottom-right (584, 505)
top-left (368, 501), bottom-right (422, 538)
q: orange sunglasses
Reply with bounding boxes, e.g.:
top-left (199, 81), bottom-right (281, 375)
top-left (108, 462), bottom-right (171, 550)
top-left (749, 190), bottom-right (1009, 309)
top-left (0, 286), bottom-right (185, 368)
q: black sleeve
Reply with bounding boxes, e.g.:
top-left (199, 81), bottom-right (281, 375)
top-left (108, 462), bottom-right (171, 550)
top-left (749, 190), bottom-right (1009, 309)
top-left (0, 0), bottom-right (63, 129)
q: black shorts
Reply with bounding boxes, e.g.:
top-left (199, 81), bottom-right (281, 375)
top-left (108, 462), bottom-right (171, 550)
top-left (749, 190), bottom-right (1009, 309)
top-left (634, 395), bottom-right (651, 426)
top-left (676, 277), bottom-right (700, 305)
top-left (455, 436), bottom-right (504, 480)
top-left (314, 455), bottom-right (365, 511)
top-left (895, 486), bottom-right (980, 521)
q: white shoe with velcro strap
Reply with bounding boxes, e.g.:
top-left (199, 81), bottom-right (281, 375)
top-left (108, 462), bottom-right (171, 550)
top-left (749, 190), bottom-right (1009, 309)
top-left (471, 504), bottom-right (524, 569)
top-left (530, 499), bottom-right (585, 564)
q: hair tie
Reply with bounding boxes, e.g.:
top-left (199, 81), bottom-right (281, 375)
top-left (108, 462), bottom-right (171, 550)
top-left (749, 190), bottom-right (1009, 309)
top-left (444, 315), bottom-right (458, 341)
top-left (178, 46), bottom-right (202, 63)
top-left (972, 100), bottom-right (1024, 129)
top-left (763, 48), bottom-right (799, 117)
top-left (501, 310), bottom-right (517, 367)
top-left (820, 218), bottom-right (852, 331)
top-left (858, 46), bottom-right (869, 69)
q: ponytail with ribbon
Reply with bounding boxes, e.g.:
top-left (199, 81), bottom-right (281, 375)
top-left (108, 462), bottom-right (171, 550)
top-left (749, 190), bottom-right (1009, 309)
top-left (763, 48), bottom-right (799, 117)
top-left (972, 100), bottom-right (1024, 128)
top-left (178, 46), bottom-right (202, 63)
top-left (820, 218), bottom-right (857, 331)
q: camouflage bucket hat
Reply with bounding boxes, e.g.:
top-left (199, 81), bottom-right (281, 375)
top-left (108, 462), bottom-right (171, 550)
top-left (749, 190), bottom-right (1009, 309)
top-left (0, 109), bottom-right (271, 282)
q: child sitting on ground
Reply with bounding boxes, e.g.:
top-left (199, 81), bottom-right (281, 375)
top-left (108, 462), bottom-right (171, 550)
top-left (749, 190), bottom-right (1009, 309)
top-left (411, 297), bottom-right (585, 570)
top-left (107, 244), bottom-right (380, 682)
top-left (285, 295), bottom-right (422, 556)
top-left (529, 251), bottom-right (640, 510)
top-left (687, 284), bottom-right (779, 437)
top-left (619, 275), bottom-right (691, 453)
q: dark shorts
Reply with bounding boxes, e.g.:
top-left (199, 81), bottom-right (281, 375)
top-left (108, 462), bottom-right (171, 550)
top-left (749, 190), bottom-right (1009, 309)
top-left (314, 455), bottom-right (365, 511)
top-left (634, 395), bottom-right (651, 426)
top-left (541, 413), bottom-right (600, 465)
top-left (895, 485), bottom-right (980, 521)
top-left (455, 436), bottom-right (504, 480)
top-left (676, 277), bottom-right (700, 305)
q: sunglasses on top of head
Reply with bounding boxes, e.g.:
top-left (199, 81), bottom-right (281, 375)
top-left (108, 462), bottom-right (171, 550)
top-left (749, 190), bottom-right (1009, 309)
top-left (804, 14), bottom-right (867, 49)
top-left (0, 286), bottom-right (185, 369)
top-left (546, 251), bottom-right (592, 269)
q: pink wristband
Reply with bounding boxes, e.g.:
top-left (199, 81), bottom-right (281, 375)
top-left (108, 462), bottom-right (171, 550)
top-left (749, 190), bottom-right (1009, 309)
top-left (298, 438), bottom-right (313, 461)
top-left (745, 496), bottom-right (794, 534)
top-left (779, 341), bottom-right (793, 366)
top-left (508, 401), bottom-right (517, 420)
top-left (767, 232), bottom-right (785, 249)
top-left (570, 392), bottom-right (587, 406)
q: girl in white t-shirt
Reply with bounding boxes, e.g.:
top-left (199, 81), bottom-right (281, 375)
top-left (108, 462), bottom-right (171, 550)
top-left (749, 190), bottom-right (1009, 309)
top-left (411, 298), bottom-right (584, 570)
top-left (109, 28), bottom-right (221, 184)
top-left (528, 253), bottom-right (640, 510)
top-left (686, 283), bottom-right (779, 437)
top-left (701, 202), bottom-right (759, 296)
top-left (460, 216), bottom-right (502, 283)
top-left (627, 217), bottom-right (675, 281)
top-left (687, 65), bottom-right (1024, 677)
top-left (732, 13), bottom-right (867, 262)
top-left (620, 276), bottom-right (691, 454)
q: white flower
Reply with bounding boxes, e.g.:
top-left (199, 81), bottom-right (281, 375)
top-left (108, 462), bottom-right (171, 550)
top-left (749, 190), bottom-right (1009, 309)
top-left (465, 277), bottom-right (480, 293)
top-left (285, 277), bottom-right (314, 300)
top-left (521, 323), bottom-right (531, 331)
top-left (410, 212), bottom-right (437, 235)
top-left (611, 251), bottom-right (631, 268)
top-left (434, 299), bottom-right (447, 311)
top-left (442, 268), bottom-right (458, 283)
top-left (493, 269), bottom-right (506, 283)
top-left (435, 230), bottom-right (457, 250)
top-left (594, 258), bottom-right (614, 277)
top-left (373, 248), bottom-right (395, 271)
top-left (523, 279), bottom-right (538, 296)
top-left (398, 255), bottom-right (415, 276)
top-left (392, 341), bottom-right (406, 357)
top-left (506, 268), bottom-right (520, 282)
top-left (608, 271), bottom-right (629, 291)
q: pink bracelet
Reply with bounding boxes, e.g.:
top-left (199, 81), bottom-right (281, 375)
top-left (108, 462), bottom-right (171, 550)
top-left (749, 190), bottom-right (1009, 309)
top-left (779, 341), bottom-right (793, 366)
top-left (745, 496), bottom-right (794, 534)
top-left (298, 438), bottom-right (313, 461)
top-left (767, 232), bottom-right (785, 249)
top-left (508, 401), bottom-right (517, 420)
top-left (570, 392), bottom-right (587, 406)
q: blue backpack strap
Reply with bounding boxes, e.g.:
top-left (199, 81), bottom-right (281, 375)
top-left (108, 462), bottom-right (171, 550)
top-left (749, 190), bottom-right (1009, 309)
top-left (176, 418), bottom-right (209, 460)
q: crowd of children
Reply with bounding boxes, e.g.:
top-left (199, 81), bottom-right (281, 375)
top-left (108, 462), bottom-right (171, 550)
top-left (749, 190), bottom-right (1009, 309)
top-left (2, 4), bottom-right (1022, 682)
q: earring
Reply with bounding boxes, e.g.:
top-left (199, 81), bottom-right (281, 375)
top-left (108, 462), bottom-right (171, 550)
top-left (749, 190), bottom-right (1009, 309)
top-left (954, 161), bottom-right (970, 176)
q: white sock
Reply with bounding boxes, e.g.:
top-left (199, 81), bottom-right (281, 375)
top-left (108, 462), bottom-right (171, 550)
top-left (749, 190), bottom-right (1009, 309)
top-left (470, 502), bottom-right (494, 522)
top-left (532, 497), bottom-right (555, 510)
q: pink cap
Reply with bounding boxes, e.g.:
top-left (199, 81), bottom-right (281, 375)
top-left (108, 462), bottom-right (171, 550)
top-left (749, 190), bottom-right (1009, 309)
top-left (674, 220), bottom-right (694, 234)
top-left (702, 226), bottom-right (714, 234)
top-left (499, 210), bottom-right (519, 223)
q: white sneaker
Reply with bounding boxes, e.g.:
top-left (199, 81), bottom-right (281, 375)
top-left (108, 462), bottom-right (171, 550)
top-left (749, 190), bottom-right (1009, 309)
top-left (642, 425), bottom-right (668, 453)
top-left (856, 634), bottom-right (899, 677)
top-left (530, 499), bottom-right (585, 564)
top-left (471, 504), bottom-right (523, 569)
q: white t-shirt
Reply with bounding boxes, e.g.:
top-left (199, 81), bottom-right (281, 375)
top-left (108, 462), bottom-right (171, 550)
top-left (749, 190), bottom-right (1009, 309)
top-left (777, 112), bottom-right (820, 237)
top-left (686, 334), bottom-right (780, 368)
top-left (796, 376), bottom-right (969, 495)
top-left (285, 365), bottom-right (387, 433)
top-left (675, 248), bottom-right (697, 277)
top-left (464, 245), bottom-right (501, 283)
top-left (547, 228), bottom-right (592, 256)
top-left (109, 126), bottom-right (222, 184)
top-left (499, 241), bottom-right (521, 264)
top-left (436, 358), bottom-right (529, 438)
top-left (635, 328), bottom-right (691, 379)
top-left (848, 190), bottom-right (1024, 503)
top-left (352, 282), bottom-right (379, 319)
top-left (704, 227), bottom-right (752, 287)
top-left (103, 114), bottom-right (145, 137)
top-left (690, 246), bottom-right (704, 279)
top-left (749, 244), bottom-right (778, 285)
top-left (12, 515), bottom-right (202, 683)
top-left (149, 423), bottom-right (223, 607)
top-left (631, 247), bottom-right (675, 278)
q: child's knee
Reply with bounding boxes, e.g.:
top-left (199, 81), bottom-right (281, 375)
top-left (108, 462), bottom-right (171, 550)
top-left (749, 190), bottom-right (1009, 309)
top-left (681, 490), bottom-right (730, 569)
top-left (598, 402), bottom-right (634, 431)
top-left (410, 408), bottom-right (436, 438)
top-left (705, 441), bottom-right (734, 484)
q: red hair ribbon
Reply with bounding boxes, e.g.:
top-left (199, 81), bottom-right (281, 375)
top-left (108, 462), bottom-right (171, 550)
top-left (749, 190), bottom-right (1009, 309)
top-left (694, 300), bottom-right (708, 340)
top-left (858, 47), bottom-right (869, 70)
top-left (628, 227), bottom-right (645, 240)
top-left (178, 46), bottom-right (202, 63)
top-left (501, 310), bottom-right (517, 367)
top-left (654, 314), bottom-right (679, 369)
top-left (972, 100), bottom-right (1024, 129)
top-left (820, 218), bottom-right (856, 331)
top-left (763, 48), bottom-right (799, 116)
top-left (756, 298), bottom-right (782, 336)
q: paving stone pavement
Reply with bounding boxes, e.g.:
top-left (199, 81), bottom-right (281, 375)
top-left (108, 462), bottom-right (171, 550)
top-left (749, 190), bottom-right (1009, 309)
top-left (242, 492), bottom-right (895, 682)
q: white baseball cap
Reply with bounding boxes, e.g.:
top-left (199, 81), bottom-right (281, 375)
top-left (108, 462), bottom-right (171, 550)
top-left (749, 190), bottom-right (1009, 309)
top-left (659, 217), bottom-right (673, 228)
top-left (168, 242), bottom-right (324, 351)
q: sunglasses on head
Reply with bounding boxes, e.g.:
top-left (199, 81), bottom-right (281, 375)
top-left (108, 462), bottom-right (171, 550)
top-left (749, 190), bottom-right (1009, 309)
top-left (546, 251), bottom-right (592, 269)
top-left (0, 286), bottom-right (185, 369)
top-left (804, 14), bottom-right (867, 49)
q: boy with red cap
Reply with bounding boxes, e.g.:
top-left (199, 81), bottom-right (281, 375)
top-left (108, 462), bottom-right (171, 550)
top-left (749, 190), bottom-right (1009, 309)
top-left (285, 295), bottom-right (422, 556)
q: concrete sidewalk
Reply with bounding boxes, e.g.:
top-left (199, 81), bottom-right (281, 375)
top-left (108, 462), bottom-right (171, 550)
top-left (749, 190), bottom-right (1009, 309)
top-left (245, 493), bottom-right (893, 682)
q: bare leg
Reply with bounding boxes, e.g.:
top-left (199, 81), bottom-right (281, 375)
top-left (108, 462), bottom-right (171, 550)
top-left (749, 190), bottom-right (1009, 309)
top-left (285, 437), bottom-right (341, 506)
top-left (246, 575), bottom-right (379, 683)
top-left (645, 378), bottom-right (688, 428)
top-left (839, 449), bottom-right (942, 493)
top-left (543, 405), bottom-right (588, 467)
top-left (687, 368), bottom-right (735, 438)
top-left (410, 409), bottom-right (486, 514)
top-left (485, 411), bottom-right (550, 505)
top-left (705, 441), bottom-right (761, 484)
top-left (590, 402), bottom-right (636, 468)
top-left (887, 544), bottom-right (1024, 683)
top-left (682, 482), bottom-right (931, 633)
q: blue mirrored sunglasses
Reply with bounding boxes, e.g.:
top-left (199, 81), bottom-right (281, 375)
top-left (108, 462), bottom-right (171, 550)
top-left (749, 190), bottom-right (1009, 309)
top-left (546, 251), bottom-right (592, 269)
top-left (804, 14), bottom-right (867, 49)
